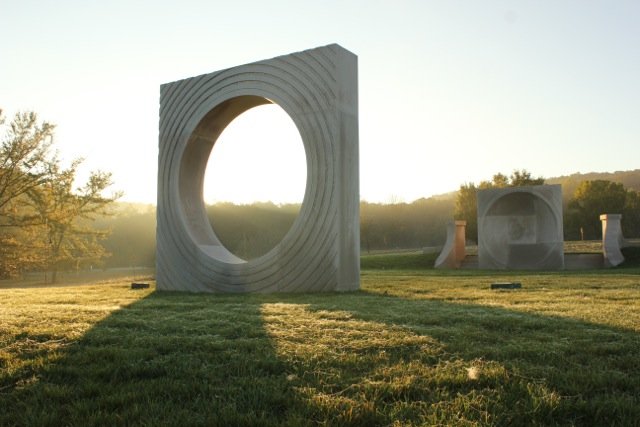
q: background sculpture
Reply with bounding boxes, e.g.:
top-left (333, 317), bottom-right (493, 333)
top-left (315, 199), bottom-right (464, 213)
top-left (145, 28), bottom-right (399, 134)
top-left (477, 185), bottom-right (564, 270)
top-left (600, 214), bottom-right (625, 267)
top-left (156, 44), bottom-right (360, 292)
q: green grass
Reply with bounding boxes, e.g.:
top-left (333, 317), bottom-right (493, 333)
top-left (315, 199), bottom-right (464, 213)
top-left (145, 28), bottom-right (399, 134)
top-left (1, 268), bottom-right (640, 426)
top-left (360, 251), bottom-right (439, 270)
top-left (361, 242), bottom-right (640, 271)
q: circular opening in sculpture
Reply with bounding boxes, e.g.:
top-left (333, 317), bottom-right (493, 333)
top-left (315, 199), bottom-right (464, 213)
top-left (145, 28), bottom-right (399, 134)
top-left (201, 102), bottom-right (306, 261)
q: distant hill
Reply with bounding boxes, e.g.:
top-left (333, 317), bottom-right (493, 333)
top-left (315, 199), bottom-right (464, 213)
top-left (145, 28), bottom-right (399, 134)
top-left (546, 169), bottom-right (640, 204)
top-left (426, 169), bottom-right (640, 204)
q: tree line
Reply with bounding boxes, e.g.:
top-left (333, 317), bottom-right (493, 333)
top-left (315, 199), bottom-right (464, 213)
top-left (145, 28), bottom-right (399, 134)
top-left (95, 198), bottom-right (455, 266)
top-left (10, 174), bottom-right (640, 275)
top-left (454, 169), bottom-right (640, 242)
top-left (3, 110), bottom-right (640, 277)
top-left (99, 172), bottom-right (640, 268)
top-left (97, 198), bottom-right (454, 264)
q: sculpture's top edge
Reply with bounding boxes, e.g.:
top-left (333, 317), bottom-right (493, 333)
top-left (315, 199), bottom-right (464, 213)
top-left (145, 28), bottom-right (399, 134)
top-left (477, 183), bottom-right (562, 196)
top-left (160, 43), bottom-right (355, 89)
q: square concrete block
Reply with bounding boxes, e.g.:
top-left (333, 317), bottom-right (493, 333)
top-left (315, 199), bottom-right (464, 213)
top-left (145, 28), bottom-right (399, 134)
top-left (477, 185), bottom-right (564, 270)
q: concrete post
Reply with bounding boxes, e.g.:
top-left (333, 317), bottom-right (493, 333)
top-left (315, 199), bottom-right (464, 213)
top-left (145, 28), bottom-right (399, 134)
top-left (600, 214), bottom-right (625, 267)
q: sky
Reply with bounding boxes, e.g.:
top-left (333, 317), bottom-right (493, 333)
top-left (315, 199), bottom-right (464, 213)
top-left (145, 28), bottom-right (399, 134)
top-left (1, 0), bottom-right (639, 205)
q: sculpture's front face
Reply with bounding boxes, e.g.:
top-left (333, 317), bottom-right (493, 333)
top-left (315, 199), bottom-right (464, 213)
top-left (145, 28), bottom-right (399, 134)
top-left (156, 44), bottom-right (360, 293)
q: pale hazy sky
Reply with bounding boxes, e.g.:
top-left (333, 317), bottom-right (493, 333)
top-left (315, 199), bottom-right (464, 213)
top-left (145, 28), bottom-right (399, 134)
top-left (1, 1), bottom-right (639, 204)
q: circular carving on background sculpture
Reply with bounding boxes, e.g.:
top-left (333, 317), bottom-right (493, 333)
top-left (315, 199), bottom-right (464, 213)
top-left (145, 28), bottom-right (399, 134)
top-left (156, 44), bottom-right (360, 293)
top-left (477, 185), bottom-right (564, 270)
top-left (482, 192), bottom-right (558, 268)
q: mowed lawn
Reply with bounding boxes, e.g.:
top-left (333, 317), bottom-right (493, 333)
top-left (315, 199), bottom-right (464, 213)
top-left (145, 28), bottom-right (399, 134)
top-left (1, 266), bottom-right (640, 426)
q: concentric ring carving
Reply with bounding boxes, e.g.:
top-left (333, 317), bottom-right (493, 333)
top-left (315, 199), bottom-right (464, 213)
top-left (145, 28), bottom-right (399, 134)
top-left (477, 185), bottom-right (564, 270)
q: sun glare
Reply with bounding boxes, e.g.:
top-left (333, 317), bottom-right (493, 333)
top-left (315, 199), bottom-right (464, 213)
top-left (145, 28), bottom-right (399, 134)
top-left (203, 104), bottom-right (306, 205)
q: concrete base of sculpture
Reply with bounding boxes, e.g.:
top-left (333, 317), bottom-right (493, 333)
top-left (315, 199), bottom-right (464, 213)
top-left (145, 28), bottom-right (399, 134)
top-left (600, 214), bottom-right (625, 267)
top-left (156, 44), bottom-right (360, 293)
top-left (435, 220), bottom-right (467, 268)
top-left (478, 185), bottom-right (564, 270)
top-left (563, 253), bottom-right (604, 270)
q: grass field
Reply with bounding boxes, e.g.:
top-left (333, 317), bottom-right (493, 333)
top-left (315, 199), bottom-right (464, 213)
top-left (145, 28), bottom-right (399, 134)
top-left (1, 260), bottom-right (640, 426)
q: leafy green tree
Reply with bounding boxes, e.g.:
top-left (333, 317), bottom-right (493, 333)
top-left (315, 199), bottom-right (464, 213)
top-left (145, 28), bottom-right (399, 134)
top-left (566, 180), bottom-right (627, 240)
top-left (454, 170), bottom-right (545, 242)
top-left (509, 169), bottom-right (545, 187)
top-left (0, 110), bottom-right (55, 277)
top-left (0, 110), bottom-right (54, 215)
top-left (0, 224), bottom-right (46, 278)
top-left (623, 190), bottom-right (640, 238)
top-left (0, 108), bottom-right (120, 281)
top-left (454, 183), bottom-right (479, 242)
top-left (28, 159), bottom-right (121, 283)
top-left (489, 173), bottom-right (509, 188)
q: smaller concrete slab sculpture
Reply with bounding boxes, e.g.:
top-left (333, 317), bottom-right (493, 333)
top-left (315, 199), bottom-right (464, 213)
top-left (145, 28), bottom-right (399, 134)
top-left (478, 185), bottom-right (564, 270)
top-left (435, 220), bottom-right (467, 268)
top-left (600, 214), bottom-right (625, 267)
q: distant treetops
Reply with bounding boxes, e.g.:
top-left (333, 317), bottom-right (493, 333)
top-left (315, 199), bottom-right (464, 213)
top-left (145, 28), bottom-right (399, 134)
top-left (454, 170), bottom-right (545, 242)
top-left (454, 169), bottom-right (640, 242)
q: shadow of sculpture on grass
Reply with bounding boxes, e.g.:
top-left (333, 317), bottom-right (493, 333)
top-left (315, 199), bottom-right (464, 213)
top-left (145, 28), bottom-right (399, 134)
top-left (0, 291), bottom-right (301, 426)
top-left (2, 287), bottom-right (639, 426)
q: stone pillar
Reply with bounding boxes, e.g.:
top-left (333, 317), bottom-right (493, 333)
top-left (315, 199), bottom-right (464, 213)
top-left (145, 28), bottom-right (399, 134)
top-left (454, 220), bottom-right (467, 264)
top-left (435, 220), bottom-right (467, 269)
top-left (600, 214), bottom-right (625, 267)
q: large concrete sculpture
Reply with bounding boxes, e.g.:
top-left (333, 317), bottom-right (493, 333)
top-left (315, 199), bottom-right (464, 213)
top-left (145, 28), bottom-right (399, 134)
top-left (156, 44), bottom-right (360, 293)
top-left (600, 214), bottom-right (625, 267)
top-left (477, 185), bottom-right (564, 270)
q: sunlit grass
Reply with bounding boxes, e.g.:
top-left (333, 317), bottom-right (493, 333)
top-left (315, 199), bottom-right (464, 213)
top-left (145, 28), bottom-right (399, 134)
top-left (1, 267), bottom-right (640, 426)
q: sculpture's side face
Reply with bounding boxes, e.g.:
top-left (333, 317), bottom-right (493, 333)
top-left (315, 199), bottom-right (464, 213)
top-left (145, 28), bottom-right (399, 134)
top-left (157, 44), bottom-right (360, 293)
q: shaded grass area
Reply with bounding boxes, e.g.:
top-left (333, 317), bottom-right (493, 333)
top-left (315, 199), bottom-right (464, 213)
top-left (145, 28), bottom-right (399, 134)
top-left (1, 270), bottom-right (640, 426)
top-left (621, 246), bottom-right (640, 266)
top-left (360, 252), bottom-right (438, 270)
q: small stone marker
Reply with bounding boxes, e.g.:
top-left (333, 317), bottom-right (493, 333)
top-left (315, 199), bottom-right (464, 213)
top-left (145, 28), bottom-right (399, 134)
top-left (490, 282), bottom-right (522, 290)
top-left (131, 282), bottom-right (150, 290)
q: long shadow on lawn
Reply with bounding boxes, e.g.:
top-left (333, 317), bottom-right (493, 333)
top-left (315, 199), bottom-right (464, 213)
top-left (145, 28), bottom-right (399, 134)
top-left (1, 291), bottom-right (307, 426)
top-left (3, 288), bottom-right (640, 426)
